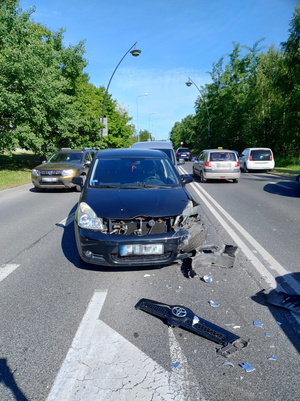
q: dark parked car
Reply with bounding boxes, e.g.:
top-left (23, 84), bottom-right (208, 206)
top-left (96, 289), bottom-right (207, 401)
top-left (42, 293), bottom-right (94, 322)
top-left (72, 148), bottom-right (207, 267)
top-left (176, 147), bottom-right (192, 161)
top-left (31, 148), bottom-right (96, 191)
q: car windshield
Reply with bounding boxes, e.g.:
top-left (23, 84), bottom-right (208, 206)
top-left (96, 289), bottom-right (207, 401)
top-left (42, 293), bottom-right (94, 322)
top-left (209, 152), bottom-right (236, 161)
top-left (250, 150), bottom-right (272, 160)
top-left (48, 152), bottom-right (83, 163)
top-left (89, 157), bottom-right (180, 188)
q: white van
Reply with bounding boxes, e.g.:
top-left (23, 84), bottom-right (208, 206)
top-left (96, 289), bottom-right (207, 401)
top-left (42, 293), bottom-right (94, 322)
top-left (131, 141), bottom-right (179, 165)
top-left (239, 148), bottom-right (275, 172)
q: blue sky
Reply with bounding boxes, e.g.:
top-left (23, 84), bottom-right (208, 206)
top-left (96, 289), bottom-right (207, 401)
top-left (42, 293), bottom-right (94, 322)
top-left (20, 0), bottom-right (297, 141)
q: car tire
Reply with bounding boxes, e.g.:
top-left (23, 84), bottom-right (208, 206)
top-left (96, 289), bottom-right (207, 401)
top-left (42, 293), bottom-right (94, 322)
top-left (181, 220), bottom-right (207, 253)
top-left (243, 164), bottom-right (248, 173)
top-left (233, 179), bottom-right (238, 183)
top-left (192, 167), bottom-right (198, 177)
top-left (200, 171), bottom-right (206, 183)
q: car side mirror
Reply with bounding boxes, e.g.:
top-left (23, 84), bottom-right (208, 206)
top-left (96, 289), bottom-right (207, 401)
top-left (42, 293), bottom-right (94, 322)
top-left (84, 160), bottom-right (91, 166)
top-left (72, 176), bottom-right (84, 186)
top-left (177, 158), bottom-right (185, 165)
top-left (181, 174), bottom-right (194, 185)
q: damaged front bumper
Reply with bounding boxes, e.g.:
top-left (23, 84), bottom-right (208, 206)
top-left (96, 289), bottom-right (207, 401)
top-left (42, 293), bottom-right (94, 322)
top-left (135, 298), bottom-right (248, 357)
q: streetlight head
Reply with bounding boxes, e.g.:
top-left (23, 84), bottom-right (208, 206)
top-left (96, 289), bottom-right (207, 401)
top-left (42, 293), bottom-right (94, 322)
top-left (130, 48), bottom-right (141, 57)
top-left (185, 81), bottom-right (192, 87)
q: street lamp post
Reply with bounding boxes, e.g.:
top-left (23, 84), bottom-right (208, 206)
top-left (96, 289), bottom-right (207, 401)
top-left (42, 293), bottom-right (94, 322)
top-left (148, 112), bottom-right (157, 140)
top-left (100, 42), bottom-right (141, 142)
top-left (136, 93), bottom-right (148, 142)
top-left (186, 77), bottom-right (211, 147)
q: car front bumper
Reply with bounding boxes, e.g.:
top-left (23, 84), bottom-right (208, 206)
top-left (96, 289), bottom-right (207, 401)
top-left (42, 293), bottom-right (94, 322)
top-left (32, 177), bottom-right (76, 190)
top-left (74, 226), bottom-right (191, 267)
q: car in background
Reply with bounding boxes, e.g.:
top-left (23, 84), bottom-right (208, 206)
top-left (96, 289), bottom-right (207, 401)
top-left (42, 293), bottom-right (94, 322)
top-left (31, 148), bottom-right (96, 191)
top-left (131, 141), bottom-right (178, 165)
top-left (72, 148), bottom-right (207, 267)
top-left (192, 149), bottom-right (240, 183)
top-left (176, 147), bottom-right (192, 161)
top-left (239, 148), bottom-right (275, 172)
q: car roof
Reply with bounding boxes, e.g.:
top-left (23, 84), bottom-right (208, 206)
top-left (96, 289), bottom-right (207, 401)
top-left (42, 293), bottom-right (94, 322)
top-left (95, 148), bottom-right (168, 159)
top-left (131, 141), bottom-right (174, 149)
top-left (202, 149), bottom-right (235, 152)
top-left (56, 148), bottom-right (95, 153)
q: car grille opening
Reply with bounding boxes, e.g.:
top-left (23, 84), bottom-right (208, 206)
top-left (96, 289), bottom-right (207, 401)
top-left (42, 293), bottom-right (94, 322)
top-left (107, 216), bottom-right (174, 235)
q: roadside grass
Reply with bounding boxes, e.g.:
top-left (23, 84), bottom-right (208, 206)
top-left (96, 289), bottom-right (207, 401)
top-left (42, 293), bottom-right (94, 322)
top-left (272, 156), bottom-right (300, 176)
top-left (0, 152), bottom-right (41, 190)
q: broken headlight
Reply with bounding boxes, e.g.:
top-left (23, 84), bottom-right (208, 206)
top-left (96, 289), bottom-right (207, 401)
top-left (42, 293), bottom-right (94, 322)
top-left (76, 202), bottom-right (105, 231)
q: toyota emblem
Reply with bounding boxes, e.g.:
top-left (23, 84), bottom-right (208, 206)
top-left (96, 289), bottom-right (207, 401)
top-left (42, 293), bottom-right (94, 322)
top-left (171, 306), bottom-right (187, 318)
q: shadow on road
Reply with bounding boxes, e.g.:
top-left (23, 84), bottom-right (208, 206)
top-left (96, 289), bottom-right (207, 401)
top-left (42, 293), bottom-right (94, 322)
top-left (251, 272), bottom-right (300, 354)
top-left (263, 180), bottom-right (300, 197)
top-left (0, 359), bottom-right (29, 401)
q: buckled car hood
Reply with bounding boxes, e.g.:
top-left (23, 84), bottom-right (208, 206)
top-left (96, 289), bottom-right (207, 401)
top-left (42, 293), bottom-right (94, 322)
top-left (35, 162), bottom-right (81, 170)
top-left (82, 187), bottom-right (192, 218)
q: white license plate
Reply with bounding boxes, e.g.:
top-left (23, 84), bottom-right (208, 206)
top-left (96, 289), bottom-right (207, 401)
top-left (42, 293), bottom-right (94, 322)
top-left (42, 178), bottom-right (58, 182)
top-left (120, 244), bottom-right (164, 256)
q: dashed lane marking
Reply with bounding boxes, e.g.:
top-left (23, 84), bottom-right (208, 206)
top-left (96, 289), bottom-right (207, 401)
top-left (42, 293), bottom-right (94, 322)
top-left (0, 264), bottom-right (20, 282)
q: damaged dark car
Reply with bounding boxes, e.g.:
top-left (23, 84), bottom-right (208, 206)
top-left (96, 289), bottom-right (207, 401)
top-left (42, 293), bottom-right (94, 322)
top-left (72, 148), bottom-right (207, 267)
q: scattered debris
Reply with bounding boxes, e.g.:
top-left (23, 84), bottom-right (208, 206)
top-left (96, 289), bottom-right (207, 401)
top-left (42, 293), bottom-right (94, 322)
top-left (263, 288), bottom-right (300, 315)
top-left (253, 320), bottom-right (263, 328)
top-left (202, 275), bottom-right (213, 283)
top-left (240, 362), bottom-right (255, 372)
top-left (193, 244), bottom-right (239, 269)
top-left (277, 321), bottom-right (282, 326)
top-left (222, 361), bottom-right (234, 367)
top-left (209, 300), bottom-right (219, 307)
top-left (264, 332), bottom-right (271, 337)
top-left (172, 362), bottom-right (180, 368)
top-left (267, 355), bottom-right (277, 361)
top-left (135, 298), bottom-right (249, 357)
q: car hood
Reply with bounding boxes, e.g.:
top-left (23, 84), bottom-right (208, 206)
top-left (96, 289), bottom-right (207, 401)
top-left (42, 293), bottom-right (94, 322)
top-left (81, 187), bottom-right (191, 218)
top-left (34, 162), bottom-right (81, 170)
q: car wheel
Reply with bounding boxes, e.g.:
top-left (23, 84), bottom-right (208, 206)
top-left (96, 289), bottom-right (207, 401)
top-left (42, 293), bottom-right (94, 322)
top-left (181, 220), bottom-right (207, 253)
top-left (192, 167), bottom-right (198, 177)
top-left (233, 179), bottom-right (238, 183)
top-left (200, 171), bottom-right (206, 183)
top-left (243, 164), bottom-right (248, 173)
top-left (34, 186), bottom-right (44, 192)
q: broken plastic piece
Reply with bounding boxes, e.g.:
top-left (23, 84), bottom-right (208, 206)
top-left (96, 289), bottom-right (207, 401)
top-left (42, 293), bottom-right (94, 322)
top-left (135, 298), bottom-right (248, 357)
top-left (263, 288), bottom-right (300, 315)
top-left (253, 320), bottom-right (263, 328)
top-left (264, 332), bottom-right (271, 337)
top-left (240, 362), bottom-right (255, 372)
top-left (203, 275), bottom-right (213, 283)
top-left (222, 361), bottom-right (234, 367)
top-left (172, 362), bottom-right (180, 368)
top-left (268, 355), bottom-right (277, 361)
top-left (209, 300), bottom-right (219, 307)
top-left (277, 321), bottom-right (282, 325)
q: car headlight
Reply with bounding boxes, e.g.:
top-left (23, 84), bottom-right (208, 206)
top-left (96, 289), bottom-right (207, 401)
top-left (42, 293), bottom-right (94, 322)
top-left (76, 202), bottom-right (104, 231)
top-left (31, 169), bottom-right (40, 177)
top-left (61, 169), bottom-right (75, 177)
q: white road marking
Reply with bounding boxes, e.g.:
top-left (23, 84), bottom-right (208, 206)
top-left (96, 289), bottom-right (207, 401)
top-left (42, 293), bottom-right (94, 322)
top-left (269, 181), bottom-right (291, 190)
top-left (46, 290), bottom-right (202, 401)
top-left (0, 264), bottom-right (20, 282)
top-left (58, 212), bottom-right (75, 227)
top-left (190, 182), bottom-right (300, 294)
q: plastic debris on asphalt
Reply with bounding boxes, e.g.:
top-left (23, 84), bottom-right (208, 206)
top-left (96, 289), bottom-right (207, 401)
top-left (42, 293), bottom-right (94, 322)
top-left (268, 355), bottom-right (277, 361)
top-left (202, 275), bottom-right (213, 283)
top-left (172, 362), bottom-right (180, 368)
top-left (265, 332), bottom-right (271, 337)
top-left (209, 300), bottom-right (219, 307)
top-left (253, 320), bottom-right (263, 328)
top-left (240, 362), bottom-right (255, 372)
top-left (222, 361), bottom-right (234, 367)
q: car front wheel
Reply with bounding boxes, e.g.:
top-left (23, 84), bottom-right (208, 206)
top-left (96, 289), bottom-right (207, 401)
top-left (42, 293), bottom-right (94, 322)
top-left (200, 171), bottom-right (207, 183)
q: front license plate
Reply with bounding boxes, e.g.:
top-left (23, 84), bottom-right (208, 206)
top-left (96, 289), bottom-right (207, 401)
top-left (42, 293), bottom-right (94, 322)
top-left (120, 244), bottom-right (164, 256)
top-left (42, 177), bottom-right (58, 182)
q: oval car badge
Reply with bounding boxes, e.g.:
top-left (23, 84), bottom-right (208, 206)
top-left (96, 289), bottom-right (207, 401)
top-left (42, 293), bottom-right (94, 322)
top-left (171, 306), bottom-right (187, 318)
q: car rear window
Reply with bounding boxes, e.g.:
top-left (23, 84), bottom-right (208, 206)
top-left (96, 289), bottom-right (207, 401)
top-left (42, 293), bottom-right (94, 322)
top-left (178, 148), bottom-right (190, 152)
top-left (250, 150), bottom-right (272, 161)
top-left (209, 152), bottom-right (236, 161)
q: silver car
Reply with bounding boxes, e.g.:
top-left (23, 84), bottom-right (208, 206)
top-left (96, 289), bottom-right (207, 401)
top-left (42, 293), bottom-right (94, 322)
top-left (192, 149), bottom-right (241, 183)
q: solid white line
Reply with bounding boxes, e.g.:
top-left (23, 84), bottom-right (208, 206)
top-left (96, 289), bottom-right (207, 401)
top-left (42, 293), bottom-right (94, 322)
top-left (0, 264), bottom-right (20, 282)
top-left (190, 182), bottom-right (300, 293)
top-left (46, 290), bottom-right (193, 401)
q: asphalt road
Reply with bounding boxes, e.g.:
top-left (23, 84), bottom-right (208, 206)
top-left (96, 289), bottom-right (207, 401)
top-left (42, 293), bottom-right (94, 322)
top-left (0, 174), bottom-right (299, 401)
